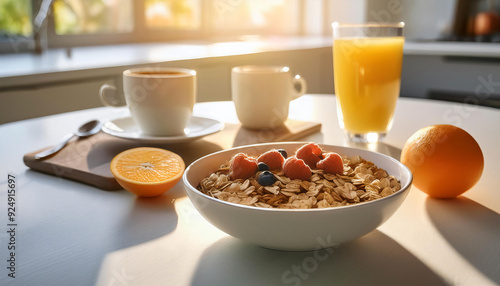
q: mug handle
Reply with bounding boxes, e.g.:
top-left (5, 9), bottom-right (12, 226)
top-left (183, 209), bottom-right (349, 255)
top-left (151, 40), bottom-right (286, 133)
top-left (99, 83), bottom-right (124, 107)
top-left (292, 74), bottom-right (307, 100)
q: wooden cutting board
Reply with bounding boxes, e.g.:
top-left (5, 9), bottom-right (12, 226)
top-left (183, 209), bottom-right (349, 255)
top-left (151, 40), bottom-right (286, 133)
top-left (24, 119), bottom-right (321, 190)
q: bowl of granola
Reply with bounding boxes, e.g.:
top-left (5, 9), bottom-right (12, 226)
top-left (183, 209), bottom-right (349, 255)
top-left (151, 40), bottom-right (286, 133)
top-left (182, 142), bottom-right (412, 251)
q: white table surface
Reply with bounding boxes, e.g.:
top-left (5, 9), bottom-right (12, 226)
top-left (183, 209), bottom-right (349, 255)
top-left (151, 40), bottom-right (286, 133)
top-left (1, 94), bottom-right (499, 286)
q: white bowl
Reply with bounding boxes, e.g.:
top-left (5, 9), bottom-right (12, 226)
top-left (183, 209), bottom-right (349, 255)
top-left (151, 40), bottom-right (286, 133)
top-left (182, 142), bottom-right (412, 251)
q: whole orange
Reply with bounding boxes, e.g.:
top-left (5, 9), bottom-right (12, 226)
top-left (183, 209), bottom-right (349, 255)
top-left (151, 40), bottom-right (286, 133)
top-left (400, 124), bottom-right (483, 198)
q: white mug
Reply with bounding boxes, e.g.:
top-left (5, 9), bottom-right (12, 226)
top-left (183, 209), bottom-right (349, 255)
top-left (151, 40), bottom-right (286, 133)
top-left (231, 65), bottom-right (307, 129)
top-left (99, 67), bottom-right (196, 136)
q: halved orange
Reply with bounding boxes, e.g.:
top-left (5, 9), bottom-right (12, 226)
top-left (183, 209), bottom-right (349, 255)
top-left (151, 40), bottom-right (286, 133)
top-left (110, 147), bottom-right (185, 197)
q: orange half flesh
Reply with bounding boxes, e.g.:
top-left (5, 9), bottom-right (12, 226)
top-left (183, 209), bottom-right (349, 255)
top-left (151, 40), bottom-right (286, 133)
top-left (110, 147), bottom-right (185, 197)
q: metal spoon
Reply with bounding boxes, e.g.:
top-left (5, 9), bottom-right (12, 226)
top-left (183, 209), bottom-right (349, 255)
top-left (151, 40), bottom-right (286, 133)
top-left (34, 120), bottom-right (102, 159)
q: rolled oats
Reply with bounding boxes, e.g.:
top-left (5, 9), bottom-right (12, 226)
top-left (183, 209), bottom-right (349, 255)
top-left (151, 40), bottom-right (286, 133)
top-left (197, 154), bottom-right (402, 209)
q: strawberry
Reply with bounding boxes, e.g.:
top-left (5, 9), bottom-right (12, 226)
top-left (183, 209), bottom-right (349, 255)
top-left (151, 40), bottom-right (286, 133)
top-left (257, 149), bottom-right (285, 170)
top-left (317, 152), bottom-right (344, 175)
top-left (229, 153), bottom-right (258, 180)
top-left (283, 156), bottom-right (312, 181)
top-left (296, 143), bottom-right (323, 169)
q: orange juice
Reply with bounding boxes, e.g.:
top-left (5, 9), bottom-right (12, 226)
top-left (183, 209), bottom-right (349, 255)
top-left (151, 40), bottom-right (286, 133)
top-left (334, 37), bottom-right (404, 134)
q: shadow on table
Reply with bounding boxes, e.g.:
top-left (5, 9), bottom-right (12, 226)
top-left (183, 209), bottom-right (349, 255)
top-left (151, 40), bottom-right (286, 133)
top-left (90, 137), bottom-right (225, 245)
top-left (190, 230), bottom-right (446, 286)
top-left (21, 136), bottom-right (225, 285)
top-left (426, 197), bottom-right (500, 284)
top-left (115, 188), bottom-right (184, 248)
top-left (347, 141), bottom-right (402, 160)
top-left (18, 171), bottom-right (186, 285)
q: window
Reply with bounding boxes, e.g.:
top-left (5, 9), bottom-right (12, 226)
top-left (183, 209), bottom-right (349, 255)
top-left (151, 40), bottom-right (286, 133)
top-left (212, 0), bottom-right (300, 35)
top-left (53, 0), bottom-right (134, 35)
top-left (0, 0), bottom-right (32, 36)
top-left (144, 0), bottom-right (201, 30)
top-left (52, 0), bottom-right (202, 34)
top-left (0, 0), bottom-right (33, 53)
top-left (0, 0), bottom-right (328, 54)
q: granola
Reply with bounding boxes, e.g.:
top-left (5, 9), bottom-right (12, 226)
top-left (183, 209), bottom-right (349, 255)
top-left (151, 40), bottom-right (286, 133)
top-left (197, 153), bottom-right (402, 209)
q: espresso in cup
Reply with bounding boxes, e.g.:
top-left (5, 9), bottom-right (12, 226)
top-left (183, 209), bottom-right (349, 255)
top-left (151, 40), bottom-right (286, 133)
top-left (131, 71), bottom-right (189, 76)
top-left (99, 67), bottom-right (196, 136)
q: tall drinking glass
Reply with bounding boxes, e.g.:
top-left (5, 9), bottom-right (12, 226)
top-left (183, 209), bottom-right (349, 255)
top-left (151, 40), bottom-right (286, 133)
top-left (333, 22), bottom-right (404, 143)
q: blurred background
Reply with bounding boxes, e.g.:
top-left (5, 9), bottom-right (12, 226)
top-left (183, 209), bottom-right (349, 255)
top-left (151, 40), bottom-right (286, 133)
top-left (1, 0), bottom-right (499, 123)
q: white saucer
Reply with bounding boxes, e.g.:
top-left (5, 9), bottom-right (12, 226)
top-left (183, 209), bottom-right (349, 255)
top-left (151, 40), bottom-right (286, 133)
top-left (102, 116), bottom-right (224, 144)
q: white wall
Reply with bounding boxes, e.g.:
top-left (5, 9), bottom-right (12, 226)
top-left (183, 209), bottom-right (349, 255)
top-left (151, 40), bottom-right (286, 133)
top-left (365, 0), bottom-right (457, 40)
top-left (327, 0), bottom-right (367, 24)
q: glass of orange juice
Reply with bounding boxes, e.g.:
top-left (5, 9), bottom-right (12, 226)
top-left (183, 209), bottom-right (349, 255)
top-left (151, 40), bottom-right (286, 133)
top-left (333, 22), bottom-right (404, 143)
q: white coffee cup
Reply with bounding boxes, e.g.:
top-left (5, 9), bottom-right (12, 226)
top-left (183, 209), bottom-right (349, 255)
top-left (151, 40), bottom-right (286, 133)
top-left (231, 65), bottom-right (307, 130)
top-left (99, 67), bottom-right (196, 136)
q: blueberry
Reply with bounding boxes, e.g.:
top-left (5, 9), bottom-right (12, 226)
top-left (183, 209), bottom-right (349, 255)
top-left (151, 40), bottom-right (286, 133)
top-left (258, 162), bottom-right (270, 171)
top-left (258, 171), bottom-right (276, 186)
top-left (277, 149), bottom-right (288, 159)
